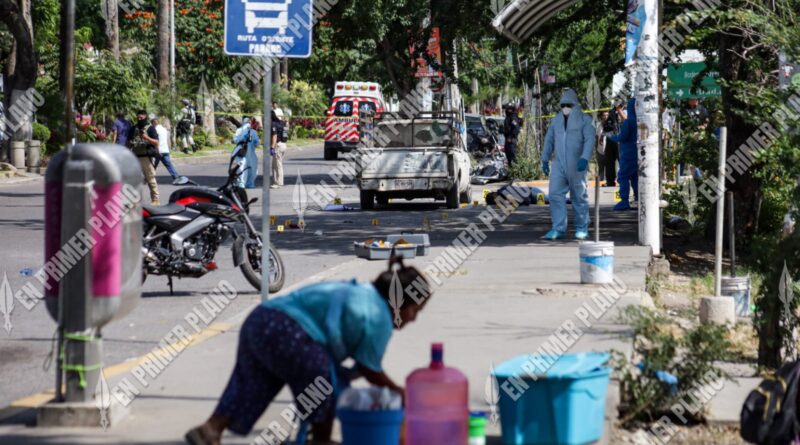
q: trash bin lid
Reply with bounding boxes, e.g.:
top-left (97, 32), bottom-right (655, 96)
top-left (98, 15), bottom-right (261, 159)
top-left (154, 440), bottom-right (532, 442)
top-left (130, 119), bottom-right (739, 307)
top-left (494, 352), bottom-right (609, 380)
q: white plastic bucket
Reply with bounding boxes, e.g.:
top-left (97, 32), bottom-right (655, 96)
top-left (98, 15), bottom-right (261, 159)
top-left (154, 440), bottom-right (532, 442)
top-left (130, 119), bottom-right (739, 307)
top-left (579, 242), bottom-right (614, 284)
top-left (721, 276), bottom-right (751, 318)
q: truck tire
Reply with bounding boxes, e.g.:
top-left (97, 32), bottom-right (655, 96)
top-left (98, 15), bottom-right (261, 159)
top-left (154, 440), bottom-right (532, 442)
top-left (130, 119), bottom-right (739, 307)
top-left (446, 183), bottom-right (459, 209)
top-left (460, 184), bottom-right (472, 204)
top-left (360, 190), bottom-right (375, 210)
top-left (324, 146), bottom-right (338, 161)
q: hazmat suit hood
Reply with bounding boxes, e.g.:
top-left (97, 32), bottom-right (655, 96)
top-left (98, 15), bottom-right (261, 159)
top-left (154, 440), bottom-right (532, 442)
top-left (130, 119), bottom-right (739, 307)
top-left (559, 89), bottom-right (581, 109)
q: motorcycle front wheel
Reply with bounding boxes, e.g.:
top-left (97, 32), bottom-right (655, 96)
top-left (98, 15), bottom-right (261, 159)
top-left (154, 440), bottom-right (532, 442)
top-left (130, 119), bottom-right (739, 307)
top-left (240, 238), bottom-right (285, 293)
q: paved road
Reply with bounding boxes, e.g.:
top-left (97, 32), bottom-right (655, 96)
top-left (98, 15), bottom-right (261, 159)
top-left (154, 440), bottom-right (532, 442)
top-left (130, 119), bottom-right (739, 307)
top-left (0, 143), bottom-right (487, 409)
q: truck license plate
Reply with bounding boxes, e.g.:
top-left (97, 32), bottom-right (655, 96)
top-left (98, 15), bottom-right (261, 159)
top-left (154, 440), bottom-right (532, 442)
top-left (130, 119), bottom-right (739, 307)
top-left (395, 179), bottom-right (414, 189)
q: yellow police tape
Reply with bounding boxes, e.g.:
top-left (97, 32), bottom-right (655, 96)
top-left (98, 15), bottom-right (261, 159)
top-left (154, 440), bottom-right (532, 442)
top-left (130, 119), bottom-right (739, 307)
top-left (207, 107), bottom-right (613, 121)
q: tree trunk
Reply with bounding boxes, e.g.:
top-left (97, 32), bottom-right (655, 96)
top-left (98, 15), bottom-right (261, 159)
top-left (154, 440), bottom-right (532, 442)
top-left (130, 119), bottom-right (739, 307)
top-left (157, 0), bottom-right (170, 89)
top-left (0, 0), bottom-right (36, 147)
top-left (281, 58), bottom-right (289, 90)
top-left (102, 0), bottom-right (120, 60)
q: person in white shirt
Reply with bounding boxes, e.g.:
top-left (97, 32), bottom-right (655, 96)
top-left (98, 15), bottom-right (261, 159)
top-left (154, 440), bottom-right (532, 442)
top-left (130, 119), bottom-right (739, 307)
top-left (153, 117), bottom-right (181, 180)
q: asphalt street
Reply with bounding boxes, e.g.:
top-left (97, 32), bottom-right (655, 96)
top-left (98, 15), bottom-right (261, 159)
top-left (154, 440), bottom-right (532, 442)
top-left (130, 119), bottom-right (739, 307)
top-left (0, 143), bottom-right (490, 409)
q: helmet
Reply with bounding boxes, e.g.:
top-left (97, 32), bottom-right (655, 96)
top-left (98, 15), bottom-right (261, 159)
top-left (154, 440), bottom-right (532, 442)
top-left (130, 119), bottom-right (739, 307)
top-left (503, 102), bottom-right (516, 110)
top-left (181, 99), bottom-right (191, 106)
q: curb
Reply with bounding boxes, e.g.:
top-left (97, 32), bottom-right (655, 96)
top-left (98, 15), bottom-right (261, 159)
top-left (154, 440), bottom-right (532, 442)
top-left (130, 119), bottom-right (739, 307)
top-left (170, 142), bottom-right (322, 166)
top-left (0, 173), bottom-right (44, 187)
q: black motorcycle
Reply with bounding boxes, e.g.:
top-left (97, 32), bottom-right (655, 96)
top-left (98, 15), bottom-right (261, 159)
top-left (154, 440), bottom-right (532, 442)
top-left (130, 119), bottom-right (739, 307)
top-left (141, 161), bottom-right (285, 294)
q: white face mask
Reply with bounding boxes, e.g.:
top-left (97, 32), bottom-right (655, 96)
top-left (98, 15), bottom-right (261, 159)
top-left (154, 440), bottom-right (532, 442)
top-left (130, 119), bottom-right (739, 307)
top-left (562, 106), bottom-right (572, 116)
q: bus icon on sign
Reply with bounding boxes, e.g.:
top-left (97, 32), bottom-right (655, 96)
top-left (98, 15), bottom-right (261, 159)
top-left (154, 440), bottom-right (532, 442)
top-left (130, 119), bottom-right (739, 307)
top-left (242, 0), bottom-right (292, 34)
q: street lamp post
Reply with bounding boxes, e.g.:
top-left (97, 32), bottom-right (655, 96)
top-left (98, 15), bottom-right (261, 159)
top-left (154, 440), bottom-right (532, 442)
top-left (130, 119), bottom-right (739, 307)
top-left (635, 0), bottom-right (661, 255)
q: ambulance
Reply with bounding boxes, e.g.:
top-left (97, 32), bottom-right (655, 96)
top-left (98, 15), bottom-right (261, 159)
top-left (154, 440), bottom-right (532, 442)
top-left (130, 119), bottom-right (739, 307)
top-left (323, 81), bottom-right (386, 160)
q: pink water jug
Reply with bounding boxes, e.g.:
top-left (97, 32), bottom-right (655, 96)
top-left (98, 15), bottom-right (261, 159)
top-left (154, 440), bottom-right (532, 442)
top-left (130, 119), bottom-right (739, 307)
top-left (405, 343), bottom-right (468, 445)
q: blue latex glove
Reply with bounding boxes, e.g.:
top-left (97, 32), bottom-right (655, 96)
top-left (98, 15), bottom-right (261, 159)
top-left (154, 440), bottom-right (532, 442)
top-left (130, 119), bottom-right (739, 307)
top-left (577, 158), bottom-right (589, 172)
top-left (542, 161), bottom-right (550, 176)
top-left (270, 148), bottom-right (276, 156)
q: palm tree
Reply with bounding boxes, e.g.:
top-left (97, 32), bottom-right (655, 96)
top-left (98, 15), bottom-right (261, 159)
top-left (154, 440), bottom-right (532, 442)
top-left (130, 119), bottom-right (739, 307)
top-left (101, 0), bottom-right (120, 60)
top-left (157, 0), bottom-right (170, 89)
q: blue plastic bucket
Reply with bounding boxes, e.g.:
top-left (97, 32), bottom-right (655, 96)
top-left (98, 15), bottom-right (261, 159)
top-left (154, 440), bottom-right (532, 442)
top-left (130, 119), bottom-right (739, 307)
top-left (337, 409), bottom-right (404, 445)
top-left (579, 242), bottom-right (614, 284)
top-left (493, 352), bottom-right (610, 445)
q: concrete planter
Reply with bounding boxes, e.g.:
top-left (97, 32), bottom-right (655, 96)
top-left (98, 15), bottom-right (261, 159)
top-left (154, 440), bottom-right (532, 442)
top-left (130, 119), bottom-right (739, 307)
top-left (11, 141), bottom-right (26, 169)
top-left (26, 140), bottom-right (41, 173)
top-left (699, 296), bottom-right (736, 326)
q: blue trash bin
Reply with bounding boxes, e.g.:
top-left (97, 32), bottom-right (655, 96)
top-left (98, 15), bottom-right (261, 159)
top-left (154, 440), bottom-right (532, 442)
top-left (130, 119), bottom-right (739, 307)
top-left (337, 409), bottom-right (404, 445)
top-left (494, 352), bottom-right (610, 445)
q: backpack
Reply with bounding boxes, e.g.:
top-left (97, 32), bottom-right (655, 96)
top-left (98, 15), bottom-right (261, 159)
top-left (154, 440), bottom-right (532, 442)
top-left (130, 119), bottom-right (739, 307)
top-left (233, 127), bottom-right (252, 159)
top-left (741, 360), bottom-right (800, 444)
top-left (275, 119), bottom-right (289, 143)
top-left (129, 125), bottom-right (157, 158)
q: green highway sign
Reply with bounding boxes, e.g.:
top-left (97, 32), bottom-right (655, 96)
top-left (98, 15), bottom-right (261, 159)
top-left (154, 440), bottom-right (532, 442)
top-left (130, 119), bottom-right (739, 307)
top-left (668, 85), bottom-right (721, 99)
top-left (667, 62), bottom-right (720, 99)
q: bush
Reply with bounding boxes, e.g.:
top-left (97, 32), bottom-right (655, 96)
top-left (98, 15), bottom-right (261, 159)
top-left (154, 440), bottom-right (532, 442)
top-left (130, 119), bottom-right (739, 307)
top-left (32, 122), bottom-right (52, 155)
top-left (216, 125), bottom-right (233, 141)
top-left (194, 128), bottom-right (209, 149)
top-left (508, 151), bottom-right (540, 181)
top-left (612, 305), bottom-right (731, 427)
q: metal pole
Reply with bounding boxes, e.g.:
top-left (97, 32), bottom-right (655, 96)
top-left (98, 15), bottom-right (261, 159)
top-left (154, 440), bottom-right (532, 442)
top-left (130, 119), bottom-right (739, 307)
top-left (714, 127), bottom-right (727, 297)
top-left (595, 161), bottom-right (600, 242)
top-left (61, 160), bottom-right (100, 402)
top-left (728, 191), bottom-right (736, 277)
top-left (635, 0), bottom-right (660, 255)
top-left (260, 60), bottom-right (273, 302)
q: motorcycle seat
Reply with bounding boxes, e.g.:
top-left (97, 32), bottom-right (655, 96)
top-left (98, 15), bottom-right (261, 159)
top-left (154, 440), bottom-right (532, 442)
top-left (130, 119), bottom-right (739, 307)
top-left (142, 203), bottom-right (186, 216)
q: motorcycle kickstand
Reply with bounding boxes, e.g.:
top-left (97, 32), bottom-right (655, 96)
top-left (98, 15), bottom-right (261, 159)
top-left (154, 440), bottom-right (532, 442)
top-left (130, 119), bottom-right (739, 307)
top-left (167, 275), bottom-right (174, 296)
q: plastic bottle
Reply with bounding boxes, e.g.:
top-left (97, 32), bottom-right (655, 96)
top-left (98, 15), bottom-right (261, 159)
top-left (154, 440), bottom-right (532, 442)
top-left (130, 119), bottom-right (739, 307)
top-left (405, 343), bottom-right (468, 445)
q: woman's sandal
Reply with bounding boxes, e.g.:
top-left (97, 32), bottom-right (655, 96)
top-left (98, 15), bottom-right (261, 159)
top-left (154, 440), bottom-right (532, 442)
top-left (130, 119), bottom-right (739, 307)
top-left (184, 426), bottom-right (219, 445)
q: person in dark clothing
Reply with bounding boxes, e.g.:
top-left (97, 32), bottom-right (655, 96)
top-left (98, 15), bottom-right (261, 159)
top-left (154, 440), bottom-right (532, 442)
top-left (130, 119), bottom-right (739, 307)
top-left (602, 107), bottom-right (621, 187)
top-left (608, 98), bottom-right (639, 211)
top-left (128, 110), bottom-right (161, 205)
top-left (502, 103), bottom-right (521, 167)
top-left (111, 112), bottom-right (131, 147)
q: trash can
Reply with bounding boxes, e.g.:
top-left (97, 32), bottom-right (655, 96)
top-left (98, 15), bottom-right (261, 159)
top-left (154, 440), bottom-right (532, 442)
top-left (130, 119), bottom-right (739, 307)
top-left (26, 140), bottom-right (40, 173)
top-left (494, 352), bottom-right (611, 445)
top-left (11, 141), bottom-right (26, 169)
top-left (337, 409), bottom-right (403, 445)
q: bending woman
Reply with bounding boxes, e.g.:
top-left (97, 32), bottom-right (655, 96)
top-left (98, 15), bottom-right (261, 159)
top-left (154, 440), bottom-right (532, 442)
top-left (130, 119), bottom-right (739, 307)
top-left (185, 256), bottom-right (431, 445)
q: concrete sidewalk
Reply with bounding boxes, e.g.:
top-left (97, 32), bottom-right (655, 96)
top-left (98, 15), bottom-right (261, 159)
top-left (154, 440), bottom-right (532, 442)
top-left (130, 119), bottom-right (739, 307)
top-left (0, 189), bottom-right (652, 444)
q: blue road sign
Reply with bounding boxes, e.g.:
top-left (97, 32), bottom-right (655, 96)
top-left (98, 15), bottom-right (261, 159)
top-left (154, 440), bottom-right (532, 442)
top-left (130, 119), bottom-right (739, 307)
top-left (224, 0), bottom-right (313, 57)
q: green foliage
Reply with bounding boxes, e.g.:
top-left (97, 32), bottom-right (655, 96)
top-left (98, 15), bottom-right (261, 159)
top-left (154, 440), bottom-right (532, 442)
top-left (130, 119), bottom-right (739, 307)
top-left (612, 306), bottom-right (731, 427)
top-left (193, 128), bottom-right (209, 148)
top-left (72, 50), bottom-right (149, 116)
top-left (32, 122), bottom-right (53, 156)
top-left (283, 80), bottom-right (328, 117)
top-left (508, 151), bottom-right (541, 181)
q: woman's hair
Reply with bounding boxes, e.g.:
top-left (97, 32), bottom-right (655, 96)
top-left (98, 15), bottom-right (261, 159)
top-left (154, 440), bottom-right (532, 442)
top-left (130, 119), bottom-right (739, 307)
top-left (372, 254), bottom-right (431, 310)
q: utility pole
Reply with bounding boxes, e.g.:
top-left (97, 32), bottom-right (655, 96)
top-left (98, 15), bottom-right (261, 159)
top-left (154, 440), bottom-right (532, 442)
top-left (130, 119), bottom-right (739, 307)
top-left (634, 0), bottom-right (661, 255)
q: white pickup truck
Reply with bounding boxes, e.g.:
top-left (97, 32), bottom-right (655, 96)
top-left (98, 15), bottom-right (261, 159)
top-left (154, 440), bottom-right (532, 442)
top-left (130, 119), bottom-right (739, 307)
top-left (357, 113), bottom-right (472, 209)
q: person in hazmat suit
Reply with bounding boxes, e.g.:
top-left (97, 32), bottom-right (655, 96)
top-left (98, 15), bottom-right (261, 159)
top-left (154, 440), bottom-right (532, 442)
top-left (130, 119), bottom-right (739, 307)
top-left (541, 89), bottom-right (595, 240)
top-left (232, 117), bottom-right (261, 189)
top-left (607, 98), bottom-right (638, 211)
